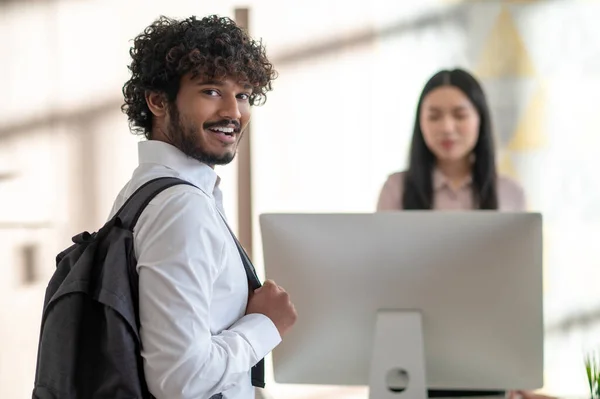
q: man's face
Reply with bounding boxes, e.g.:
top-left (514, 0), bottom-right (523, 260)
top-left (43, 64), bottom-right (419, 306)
top-left (165, 74), bottom-right (253, 166)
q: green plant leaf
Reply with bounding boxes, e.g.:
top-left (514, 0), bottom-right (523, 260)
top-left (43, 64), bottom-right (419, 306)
top-left (586, 358), bottom-right (594, 396)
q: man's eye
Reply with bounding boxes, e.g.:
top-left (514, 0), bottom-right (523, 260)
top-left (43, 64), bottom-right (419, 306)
top-left (203, 89), bottom-right (219, 96)
top-left (238, 93), bottom-right (250, 100)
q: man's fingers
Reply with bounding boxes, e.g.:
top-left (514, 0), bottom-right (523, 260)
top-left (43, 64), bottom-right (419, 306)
top-left (263, 279), bottom-right (277, 288)
top-left (262, 279), bottom-right (284, 292)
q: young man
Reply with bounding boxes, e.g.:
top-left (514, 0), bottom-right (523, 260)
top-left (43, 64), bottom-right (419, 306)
top-left (113, 15), bottom-right (297, 399)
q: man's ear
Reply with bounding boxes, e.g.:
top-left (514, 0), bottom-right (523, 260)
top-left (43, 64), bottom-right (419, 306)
top-left (145, 91), bottom-right (168, 117)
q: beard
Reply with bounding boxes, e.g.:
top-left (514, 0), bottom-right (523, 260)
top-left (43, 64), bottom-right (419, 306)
top-left (165, 105), bottom-right (239, 166)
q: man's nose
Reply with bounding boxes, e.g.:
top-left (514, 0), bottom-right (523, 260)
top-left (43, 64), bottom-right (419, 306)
top-left (218, 95), bottom-right (242, 121)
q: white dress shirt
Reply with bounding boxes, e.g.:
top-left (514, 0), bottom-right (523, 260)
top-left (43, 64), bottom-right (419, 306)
top-left (108, 140), bottom-right (281, 399)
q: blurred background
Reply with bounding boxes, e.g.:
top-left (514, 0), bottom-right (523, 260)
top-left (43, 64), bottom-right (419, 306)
top-left (2, 0), bottom-right (600, 397)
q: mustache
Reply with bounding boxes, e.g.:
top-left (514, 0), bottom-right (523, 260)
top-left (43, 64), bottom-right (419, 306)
top-left (203, 119), bottom-right (241, 132)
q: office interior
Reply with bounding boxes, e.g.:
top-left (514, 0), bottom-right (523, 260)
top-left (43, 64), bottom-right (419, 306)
top-left (2, 0), bottom-right (600, 398)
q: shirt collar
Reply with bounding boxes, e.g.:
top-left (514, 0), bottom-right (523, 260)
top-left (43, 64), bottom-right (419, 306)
top-left (138, 140), bottom-right (220, 195)
top-left (432, 168), bottom-right (472, 191)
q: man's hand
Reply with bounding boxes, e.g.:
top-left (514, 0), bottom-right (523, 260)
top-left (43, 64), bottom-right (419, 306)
top-left (246, 280), bottom-right (297, 337)
top-left (508, 391), bottom-right (557, 399)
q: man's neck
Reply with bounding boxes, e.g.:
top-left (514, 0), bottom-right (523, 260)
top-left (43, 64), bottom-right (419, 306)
top-left (148, 137), bottom-right (216, 169)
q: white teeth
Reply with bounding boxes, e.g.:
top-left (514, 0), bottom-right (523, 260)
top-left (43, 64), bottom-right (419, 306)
top-left (211, 127), bottom-right (234, 133)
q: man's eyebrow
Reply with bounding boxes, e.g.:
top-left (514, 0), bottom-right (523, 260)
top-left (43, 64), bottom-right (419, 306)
top-left (196, 80), bottom-right (254, 91)
top-left (195, 79), bottom-right (224, 87)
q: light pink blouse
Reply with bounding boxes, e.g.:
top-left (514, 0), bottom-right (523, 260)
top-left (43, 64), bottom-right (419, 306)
top-left (376, 169), bottom-right (526, 211)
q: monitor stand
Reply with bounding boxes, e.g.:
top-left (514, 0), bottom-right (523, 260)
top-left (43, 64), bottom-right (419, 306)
top-left (369, 310), bottom-right (428, 399)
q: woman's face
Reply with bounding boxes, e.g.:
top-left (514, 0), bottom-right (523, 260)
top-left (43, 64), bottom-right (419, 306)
top-left (419, 86), bottom-right (480, 163)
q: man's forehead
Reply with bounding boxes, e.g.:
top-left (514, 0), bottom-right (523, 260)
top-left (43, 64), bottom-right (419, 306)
top-left (188, 74), bottom-right (253, 90)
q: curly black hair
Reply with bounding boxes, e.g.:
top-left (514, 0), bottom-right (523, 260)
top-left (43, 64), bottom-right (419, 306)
top-left (121, 15), bottom-right (277, 139)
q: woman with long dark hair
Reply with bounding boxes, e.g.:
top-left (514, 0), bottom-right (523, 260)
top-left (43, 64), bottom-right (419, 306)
top-left (377, 69), bottom-right (550, 399)
top-left (377, 68), bottom-right (525, 211)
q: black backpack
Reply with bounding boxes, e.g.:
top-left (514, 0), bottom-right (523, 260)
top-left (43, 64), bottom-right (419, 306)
top-left (32, 176), bottom-right (265, 399)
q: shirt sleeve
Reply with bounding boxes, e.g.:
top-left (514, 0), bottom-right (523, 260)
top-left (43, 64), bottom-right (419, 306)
top-left (497, 175), bottom-right (528, 212)
top-left (133, 186), bottom-right (281, 399)
top-left (376, 173), bottom-right (404, 211)
top-left (514, 184), bottom-right (527, 211)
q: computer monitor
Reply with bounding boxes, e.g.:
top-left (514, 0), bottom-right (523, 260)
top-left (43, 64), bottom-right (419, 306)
top-left (259, 212), bottom-right (543, 397)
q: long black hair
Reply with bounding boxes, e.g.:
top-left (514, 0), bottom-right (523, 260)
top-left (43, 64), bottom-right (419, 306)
top-left (402, 68), bottom-right (498, 210)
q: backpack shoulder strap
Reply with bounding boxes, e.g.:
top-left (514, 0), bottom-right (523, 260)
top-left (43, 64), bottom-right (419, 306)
top-left (115, 176), bottom-right (194, 231)
top-left (216, 210), bottom-right (262, 290)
